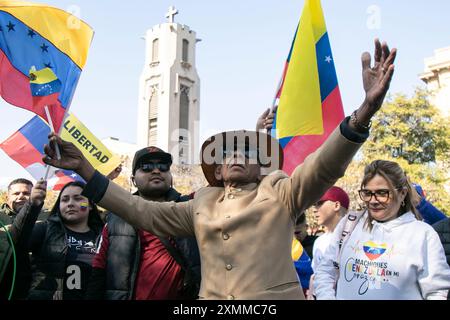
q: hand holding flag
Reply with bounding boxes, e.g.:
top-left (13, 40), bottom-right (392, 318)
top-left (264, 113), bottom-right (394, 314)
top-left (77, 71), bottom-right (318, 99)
top-left (30, 179), bottom-right (47, 207)
top-left (256, 106), bottom-right (277, 132)
top-left (44, 132), bottom-right (96, 182)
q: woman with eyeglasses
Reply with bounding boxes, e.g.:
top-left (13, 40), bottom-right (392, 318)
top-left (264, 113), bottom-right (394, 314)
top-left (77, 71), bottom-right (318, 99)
top-left (313, 160), bottom-right (450, 300)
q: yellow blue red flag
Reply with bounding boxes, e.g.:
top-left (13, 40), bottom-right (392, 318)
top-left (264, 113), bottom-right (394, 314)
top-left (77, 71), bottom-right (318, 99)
top-left (273, 0), bottom-right (344, 174)
top-left (0, 0), bottom-right (93, 133)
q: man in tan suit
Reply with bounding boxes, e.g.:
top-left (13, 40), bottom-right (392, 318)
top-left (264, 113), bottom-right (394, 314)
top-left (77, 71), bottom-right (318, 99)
top-left (44, 39), bottom-right (396, 299)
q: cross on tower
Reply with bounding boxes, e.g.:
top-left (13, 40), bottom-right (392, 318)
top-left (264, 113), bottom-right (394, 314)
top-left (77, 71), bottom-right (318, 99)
top-left (165, 6), bottom-right (178, 23)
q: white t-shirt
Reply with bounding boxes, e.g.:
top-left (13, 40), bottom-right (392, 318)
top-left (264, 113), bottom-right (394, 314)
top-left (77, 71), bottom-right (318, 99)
top-left (312, 232), bottom-right (333, 272)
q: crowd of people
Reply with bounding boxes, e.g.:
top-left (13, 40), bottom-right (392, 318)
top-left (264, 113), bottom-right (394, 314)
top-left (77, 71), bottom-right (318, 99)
top-left (1, 39), bottom-right (449, 300)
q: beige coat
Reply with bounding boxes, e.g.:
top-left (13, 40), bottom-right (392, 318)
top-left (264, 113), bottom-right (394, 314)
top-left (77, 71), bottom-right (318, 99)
top-left (98, 127), bottom-right (362, 299)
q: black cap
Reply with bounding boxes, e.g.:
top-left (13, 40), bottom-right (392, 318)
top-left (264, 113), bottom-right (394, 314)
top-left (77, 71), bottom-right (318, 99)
top-left (132, 146), bottom-right (172, 175)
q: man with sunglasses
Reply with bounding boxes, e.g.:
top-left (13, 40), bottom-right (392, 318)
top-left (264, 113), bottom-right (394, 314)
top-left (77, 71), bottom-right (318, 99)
top-left (85, 147), bottom-right (200, 300)
top-left (45, 39), bottom-right (397, 299)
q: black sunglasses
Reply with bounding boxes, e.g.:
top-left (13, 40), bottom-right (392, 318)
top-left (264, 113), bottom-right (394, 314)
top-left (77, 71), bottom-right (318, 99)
top-left (222, 148), bottom-right (259, 160)
top-left (140, 162), bottom-right (170, 172)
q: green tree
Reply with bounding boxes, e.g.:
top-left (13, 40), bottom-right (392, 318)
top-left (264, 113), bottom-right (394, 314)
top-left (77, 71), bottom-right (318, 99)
top-left (364, 88), bottom-right (450, 165)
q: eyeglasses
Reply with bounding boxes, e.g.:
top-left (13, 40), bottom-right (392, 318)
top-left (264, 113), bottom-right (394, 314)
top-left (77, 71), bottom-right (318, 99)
top-left (358, 189), bottom-right (392, 203)
top-left (140, 162), bottom-right (170, 172)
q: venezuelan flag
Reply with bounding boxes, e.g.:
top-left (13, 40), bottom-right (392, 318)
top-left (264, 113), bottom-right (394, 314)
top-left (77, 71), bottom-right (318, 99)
top-left (0, 0), bottom-right (93, 133)
top-left (273, 0), bottom-right (344, 175)
top-left (29, 66), bottom-right (62, 107)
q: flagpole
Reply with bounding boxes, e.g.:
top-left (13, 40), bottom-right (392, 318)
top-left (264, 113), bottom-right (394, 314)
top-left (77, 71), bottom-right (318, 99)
top-left (44, 105), bottom-right (62, 160)
top-left (271, 75), bottom-right (283, 112)
top-left (43, 163), bottom-right (52, 181)
top-left (268, 75), bottom-right (283, 135)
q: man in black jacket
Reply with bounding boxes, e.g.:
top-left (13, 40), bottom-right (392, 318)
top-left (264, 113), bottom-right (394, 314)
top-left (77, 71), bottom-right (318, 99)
top-left (85, 147), bottom-right (200, 300)
top-left (0, 179), bottom-right (46, 300)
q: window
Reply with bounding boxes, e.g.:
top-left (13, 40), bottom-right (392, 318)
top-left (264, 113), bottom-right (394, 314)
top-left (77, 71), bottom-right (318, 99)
top-left (149, 86), bottom-right (158, 119)
top-left (148, 119), bottom-right (158, 146)
top-left (148, 85), bottom-right (158, 145)
top-left (179, 85), bottom-right (189, 133)
top-left (152, 38), bottom-right (159, 62)
top-left (182, 39), bottom-right (189, 62)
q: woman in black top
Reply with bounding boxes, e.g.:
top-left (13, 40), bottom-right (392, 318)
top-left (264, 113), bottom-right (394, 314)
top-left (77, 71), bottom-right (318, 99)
top-left (27, 181), bottom-right (103, 300)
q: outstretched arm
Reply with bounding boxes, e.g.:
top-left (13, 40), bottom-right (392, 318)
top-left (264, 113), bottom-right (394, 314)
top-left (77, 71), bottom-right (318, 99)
top-left (43, 138), bottom-right (195, 237)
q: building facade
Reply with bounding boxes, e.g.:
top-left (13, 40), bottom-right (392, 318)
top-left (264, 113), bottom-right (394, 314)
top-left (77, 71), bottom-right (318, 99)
top-left (420, 46), bottom-right (450, 117)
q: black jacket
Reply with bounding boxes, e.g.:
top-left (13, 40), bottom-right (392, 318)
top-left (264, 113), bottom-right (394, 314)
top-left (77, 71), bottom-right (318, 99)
top-left (85, 188), bottom-right (201, 300)
top-left (0, 202), bottom-right (44, 300)
top-left (433, 218), bottom-right (450, 266)
top-left (27, 211), bottom-right (103, 300)
top-left (301, 235), bottom-right (318, 259)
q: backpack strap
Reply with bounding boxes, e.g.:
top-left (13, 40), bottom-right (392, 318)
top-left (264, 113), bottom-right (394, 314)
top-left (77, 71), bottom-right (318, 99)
top-left (158, 237), bottom-right (188, 271)
top-left (333, 210), bottom-right (366, 286)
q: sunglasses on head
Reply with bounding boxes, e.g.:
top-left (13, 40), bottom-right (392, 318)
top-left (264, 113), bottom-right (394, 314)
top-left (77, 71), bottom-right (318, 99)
top-left (140, 162), bottom-right (170, 172)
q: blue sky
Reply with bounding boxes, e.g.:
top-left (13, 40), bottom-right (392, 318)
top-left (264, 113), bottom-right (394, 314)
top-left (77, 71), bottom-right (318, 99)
top-left (0, 0), bottom-right (449, 186)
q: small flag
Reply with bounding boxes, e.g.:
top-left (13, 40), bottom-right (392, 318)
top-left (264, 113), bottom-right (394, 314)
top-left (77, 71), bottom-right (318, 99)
top-left (29, 66), bottom-right (62, 107)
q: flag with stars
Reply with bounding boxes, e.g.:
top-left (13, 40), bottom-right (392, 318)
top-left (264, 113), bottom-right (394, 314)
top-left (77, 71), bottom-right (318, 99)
top-left (272, 0), bottom-right (344, 174)
top-left (0, 115), bottom-right (84, 190)
top-left (0, 0), bottom-right (93, 133)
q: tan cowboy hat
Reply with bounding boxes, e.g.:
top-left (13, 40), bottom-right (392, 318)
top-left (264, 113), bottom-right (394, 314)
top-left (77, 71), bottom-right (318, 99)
top-left (200, 130), bottom-right (284, 187)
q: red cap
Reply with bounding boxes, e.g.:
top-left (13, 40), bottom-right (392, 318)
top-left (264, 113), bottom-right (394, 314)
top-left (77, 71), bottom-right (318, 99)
top-left (319, 186), bottom-right (350, 210)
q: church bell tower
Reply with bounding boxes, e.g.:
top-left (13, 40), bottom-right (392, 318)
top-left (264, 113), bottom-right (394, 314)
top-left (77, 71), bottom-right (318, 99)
top-left (137, 6), bottom-right (200, 164)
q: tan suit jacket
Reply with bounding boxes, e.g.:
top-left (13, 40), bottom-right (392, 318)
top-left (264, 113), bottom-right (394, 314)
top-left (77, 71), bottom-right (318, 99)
top-left (98, 127), bottom-right (362, 299)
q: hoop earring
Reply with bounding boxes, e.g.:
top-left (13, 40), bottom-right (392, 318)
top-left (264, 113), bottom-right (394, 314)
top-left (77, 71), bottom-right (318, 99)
top-left (401, 200), bottom-right (405, 206)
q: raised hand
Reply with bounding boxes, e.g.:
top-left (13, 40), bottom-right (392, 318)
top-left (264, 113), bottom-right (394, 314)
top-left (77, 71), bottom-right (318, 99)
top-left (350, 39), bottom-right (397, 131)
top-left (30, 179), bottom-right (47, 207)
top-left (43, 133), bottom-right (95, 181)
top-left (362, 39), bottom-right (397, 111)
top-left (255, 106), bottom-right (277, 132)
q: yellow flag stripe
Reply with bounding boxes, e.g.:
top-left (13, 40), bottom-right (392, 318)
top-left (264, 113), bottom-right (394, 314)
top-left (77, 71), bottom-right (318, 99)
top-left (308, 0), bottom-right (327, 42)
top-left (276, 1), bottom-right (324, 139)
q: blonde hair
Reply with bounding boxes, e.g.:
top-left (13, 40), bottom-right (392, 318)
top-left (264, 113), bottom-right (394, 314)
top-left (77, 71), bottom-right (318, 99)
top-left (361, 160), bottom-right (421, 230)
